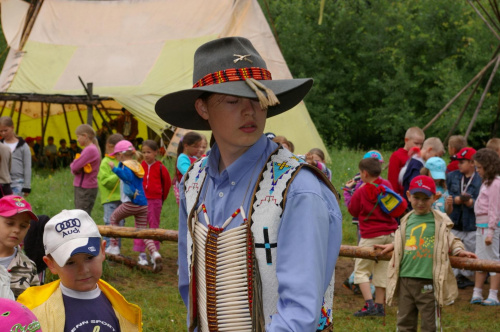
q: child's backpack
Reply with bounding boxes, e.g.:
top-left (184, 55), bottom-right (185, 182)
top-left (367, 183), bottom-right (407, 218)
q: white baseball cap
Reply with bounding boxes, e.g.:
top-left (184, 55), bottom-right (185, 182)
top-left (44, 209), bottom-right (102, 267)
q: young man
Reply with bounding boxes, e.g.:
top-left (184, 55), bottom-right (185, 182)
top-left (445, 147), bottom-right (481, 289)
top-left (377, 175), bottom-right (476, 331)
top-left (155, 37), bottom-right (342, 331)
top-left (388, 127), bottom-right (425, 197)
top-left (446, 135), bottom-right (467, 174)
top-left (18, 209), bottom-right (142, 331)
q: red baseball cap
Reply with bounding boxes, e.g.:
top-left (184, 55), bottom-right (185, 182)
top-left (452, 147), bottom-right (476, 161)
top-left (0, 195), bottom-right (38, 221)
top-left (409, 175), bottom-right (436, 197)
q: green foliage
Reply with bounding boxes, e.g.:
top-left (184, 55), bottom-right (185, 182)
top-left (260, 0), bottom-right (500, 148)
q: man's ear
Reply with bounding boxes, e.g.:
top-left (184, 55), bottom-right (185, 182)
top-left (43, 255), bottom-right (59, 275)
top-left (195, 98), bottom-right (209, 120)
top-left (433, 192), bottom-right (442, 202)
top-left (406, 191), bottom-right (411, 201)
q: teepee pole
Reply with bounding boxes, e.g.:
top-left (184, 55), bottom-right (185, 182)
top-left (15, 101), bottom-right (22, 133)
top-left (466, 55), bottom-right (500, 139)
top-left (61, 104), bottom-right (72, 141)
top-left (468, 0), bottom-right (500, 41)
top-left (423, 56), bottom-right (498, 131)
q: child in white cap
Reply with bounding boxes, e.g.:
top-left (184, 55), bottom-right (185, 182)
top-left (17, 209), bottom-right (142, 331)
top-left (0, 195), bottom-right (39, 298)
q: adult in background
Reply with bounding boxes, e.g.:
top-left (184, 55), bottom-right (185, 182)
top-left (0, 116), bottom-right (31, 197)
top-left (156, 37), bottom-right (342, 331)
top-left (0, 142), bottom-right (12, 197)
top-left (109, 107), bottom-right (138, 142)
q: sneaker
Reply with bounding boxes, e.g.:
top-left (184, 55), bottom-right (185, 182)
top-left (353, 303), bottom-right (383, 317)
top-left (470, 296), bottom-right (483, 305)
top-left (151, 251), bottom-right (162, 273)
top-left (105, 245), bottom-right (120, 255)
top-left (456, 275), bottom-right (474, 289)
top-left (482, 298), bottom-right (500, 306)
top-left (375, 303), bottom-right (385, 316)
top-left (138, 253), bottom-right (148, 266)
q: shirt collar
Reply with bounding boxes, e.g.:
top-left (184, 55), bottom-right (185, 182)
top-left (206, 135), bottom-right (274, 184)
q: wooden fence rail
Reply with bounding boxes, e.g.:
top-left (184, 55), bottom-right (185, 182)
top-left (98, 226), bottom-right (500, 273)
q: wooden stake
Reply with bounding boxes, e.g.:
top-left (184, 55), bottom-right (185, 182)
top-left (468, 0), bottom-right (500, 41)
top-left (97, 225), bottom-right (179, 242)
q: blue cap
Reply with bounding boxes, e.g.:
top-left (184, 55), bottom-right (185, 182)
top-left (424, 157), bottom-right (446, 180)
top-left (363, 150), bottom-right (384, 163)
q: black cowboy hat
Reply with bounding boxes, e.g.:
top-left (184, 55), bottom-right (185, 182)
top-left (155, 37), bottom-right (313, 130)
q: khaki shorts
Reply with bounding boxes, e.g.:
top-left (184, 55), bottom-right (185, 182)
top-left (354, 234), bottom-right (394, 287)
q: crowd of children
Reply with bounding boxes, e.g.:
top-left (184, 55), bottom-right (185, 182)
top-left (1, 104), bottom-right (500, 330)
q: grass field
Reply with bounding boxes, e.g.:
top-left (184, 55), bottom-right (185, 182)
top-left (28, 149), bottom-right (499, 331)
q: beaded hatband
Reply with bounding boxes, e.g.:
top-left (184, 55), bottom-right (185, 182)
top-left (193, 67), bottom-right (272, 88)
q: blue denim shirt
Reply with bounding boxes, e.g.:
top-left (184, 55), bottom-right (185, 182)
top-left (446, 170), bottom-right (481, 231)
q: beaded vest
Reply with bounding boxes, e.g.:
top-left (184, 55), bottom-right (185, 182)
top-left (184, 147), bottom-right (338, 332)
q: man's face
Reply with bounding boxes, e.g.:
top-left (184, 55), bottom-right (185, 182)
top-left (458, 160), bottom-right (475, 175)
top-left (0, 214), bottom-right (31, 254)
top-left (406, 135), bottom-right (424, 149)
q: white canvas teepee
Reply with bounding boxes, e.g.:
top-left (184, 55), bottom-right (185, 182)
top-left (0, 0), bottom-right (329, 156)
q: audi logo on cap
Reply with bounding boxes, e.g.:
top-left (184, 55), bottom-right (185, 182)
top-left (55, 218), bottom-right (81, 232)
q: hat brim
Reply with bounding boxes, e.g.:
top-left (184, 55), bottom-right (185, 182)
top-left (155, 78), bottom-right (313, 130)
top-left (0, 209), bottom-right (38, 222)
top-left (429, 170), bottom-right (446, 180)
top-left (409, 188), bottom-right (434, 197)
top-left (49, 237), bottom-right (101, 267)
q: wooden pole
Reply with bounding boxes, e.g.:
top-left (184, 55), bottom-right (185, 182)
top-left (9, 101), bottom-right (16, 118)
top-left (42, 103), bottom-right (51, 141)
top-left (465, 55), bottom-right (500, 139)
top-left (0, 101), bottom-right (6, 116)
top-left (97, 225), bottom-right (179, 242)
top-left (75, 104), bottom-right (85, 124)
top-left (468, 0), bottom-right (500, 41)
top-left (61, 104), bottom-right (73, 141)
top-left (492, 89), bottom-right (500, 136)
top-left (96, 226), bottom-right (500, 272)
top-left (15, 101), bottom-right (23, 134)
top-left (423, 56), bottom-right (498, 131)
top-left (105, 253), bottom-right (155, 273)
top-left (86, 83), bottom-right (93, 125)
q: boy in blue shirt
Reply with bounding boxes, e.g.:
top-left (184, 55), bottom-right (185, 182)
top-left (445, 147), bottom-right (481, 289)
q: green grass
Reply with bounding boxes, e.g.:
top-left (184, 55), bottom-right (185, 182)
top-left (28, 149), bottom-right (500, 331)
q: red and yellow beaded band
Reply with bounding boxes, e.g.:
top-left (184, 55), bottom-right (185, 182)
top-left (192, 67), bottom-right (272, 88)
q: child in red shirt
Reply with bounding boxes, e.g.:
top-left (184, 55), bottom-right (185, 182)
top-left (348, 158), bottom-right (407, 317)
top-left (141, 140), bottom-right (171, 255)
top-left (388, 127), bottom-right (425, 196)
top-left (446, 135), bottom-right (467, 174)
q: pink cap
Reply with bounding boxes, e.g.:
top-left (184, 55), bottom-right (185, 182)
top-left (0, 298), bottom-right (42, 331)
top-left (110, 140), bottom-right (135, 156)
top-left (0, 195), bottom-right (38, 221)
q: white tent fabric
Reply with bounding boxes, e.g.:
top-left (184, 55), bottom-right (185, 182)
top-left (0, 0), bottom-right (329, 156)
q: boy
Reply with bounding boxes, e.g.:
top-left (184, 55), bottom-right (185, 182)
top-left (17, 209), bottom-right (142, 331)
top-left (348, 157), bottom-right (405, 317)
top-left (155, 37), bottom-right (342, 331)
top-left (486, 137), bottom-right (500, 156)
top-left (43, 136), bottom-right (58, 169)
top-left (388, 127), bottom-right (425, 197)
top-left (446, 135), bottom-right (467, 173)
top-left (97, 133), bottom-right (125, 249)
top-left (400, 137), bottom-right (444, 207)
top-left (68, 139), bottom-right (82, 162)
top-left (57, 138), bottom-right (71, 167)
top-left (377, 175), bottom-right (476, 331)
top-left (0, 195), bottom-right (39, 298)
top-left (445, 147), bottom-right (481, 289)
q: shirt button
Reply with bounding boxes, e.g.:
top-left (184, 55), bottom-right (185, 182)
top-left (219, 192), bottom-right (224, 198)
top-left (231, 181), bottom-right (236, 186)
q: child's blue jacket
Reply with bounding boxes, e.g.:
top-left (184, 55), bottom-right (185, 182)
top-left (113, 160), bottom-right (147, 206)
top-left (446, 169), bottom-right (481, 232)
